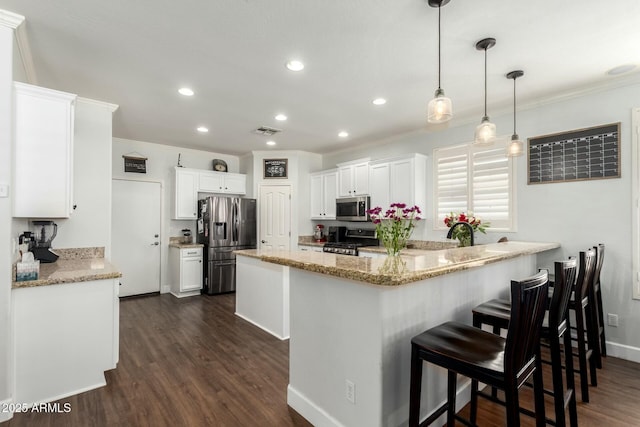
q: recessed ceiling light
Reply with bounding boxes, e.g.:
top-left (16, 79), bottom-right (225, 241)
top-left (178, 87), bottom-right (194, 96)
top-left (607, 64), bottom-right (637, 76)
top-left (197, 126), bottom-right (209, 133)
top-left (275, 114), bottom-right (288, 121)
top-left (338, 131), bottom-right (349, 138)
top-left (286, 60), bottom-right (305, 71)
top-left (266, 141), bottom-right (277, 146)
top-left (372, 98), bottom-right (387, 105)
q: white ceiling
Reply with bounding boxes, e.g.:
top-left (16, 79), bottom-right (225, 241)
top-left (2, 0), bottom-right (640, 155)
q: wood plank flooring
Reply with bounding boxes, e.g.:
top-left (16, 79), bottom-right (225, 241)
top-left (4, 293), bottom-right (640, 426)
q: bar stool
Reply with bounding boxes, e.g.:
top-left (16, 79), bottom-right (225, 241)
top-left (409, 271), bottom-right (548, 427)
top-left (471, 259), bottom-right (578, 427)
top-left (591, 243), bottom-right (606, 365)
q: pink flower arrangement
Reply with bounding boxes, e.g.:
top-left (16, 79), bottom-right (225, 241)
top-left (367, 203), bottom-right (422, 256)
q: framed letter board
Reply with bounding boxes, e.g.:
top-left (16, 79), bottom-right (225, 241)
top-left (263, 159), bottom-right (288, 178)
top-left (527, 122), bottom-right (620, 184)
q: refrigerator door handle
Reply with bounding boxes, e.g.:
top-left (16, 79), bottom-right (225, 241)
top-left (232, 199), bottom-right (239, 243)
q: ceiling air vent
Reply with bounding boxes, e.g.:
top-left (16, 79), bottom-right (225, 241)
top-left (252, 126), bottom-right (282, 136)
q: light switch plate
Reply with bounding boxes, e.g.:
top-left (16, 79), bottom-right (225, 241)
top-left (0, 183), bottom-right (8, 198)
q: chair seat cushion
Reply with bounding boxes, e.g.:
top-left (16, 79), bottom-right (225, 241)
top-left (472, 299), bottom-right (511, 321)
top-left (412, 321), bottom-right (506, 383)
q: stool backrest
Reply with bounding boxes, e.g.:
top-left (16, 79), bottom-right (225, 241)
top-left (575, 249), bottom-right (597, 304)
top-left (505, 270), bottom-right (549, 376)
top-left (548, 259), bottom-right (578, 334)
top-left (592, 244), bottom-right (605, 287)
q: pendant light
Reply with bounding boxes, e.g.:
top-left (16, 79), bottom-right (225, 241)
top-left (427, 0), bottom-right (452, 124)
top-left (506, 70), bottom-right (524, 157)
top-left (474, 38), bottom-right (496, 145)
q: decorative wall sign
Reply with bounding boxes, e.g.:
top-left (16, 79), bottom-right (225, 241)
top-left (263, 158), bottom-right (288, 178)
top-left (123, 153), bottom-right (147, 174)
top-left (527, 122), bottom-right (620, 184)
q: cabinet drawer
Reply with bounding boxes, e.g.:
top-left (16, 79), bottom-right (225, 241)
top-left (181, 248), bottom-right (203, 258)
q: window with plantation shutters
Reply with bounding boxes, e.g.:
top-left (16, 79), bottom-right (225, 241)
top-left (434, 140), bottom-right (515, 231)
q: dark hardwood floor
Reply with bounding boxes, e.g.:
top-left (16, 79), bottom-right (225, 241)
top-left (4, 293), bottom-right (640, 426)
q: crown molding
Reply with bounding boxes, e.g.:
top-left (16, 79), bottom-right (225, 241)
top-left (77, 96), bottom-right (119, 113)
top-left (0, 9), bottom-right (38, 85)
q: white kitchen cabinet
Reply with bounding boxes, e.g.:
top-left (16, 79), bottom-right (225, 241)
top-left (169, 246), bottom-right (203, 297)
top-left (369, 154), bottom-right (427, 211)
top-left (173, 167), bottom-right (199, 220)
top-left (199, 170), bottom-right (246, 195)
top-left (337, 159), bottom-right (370, 198)
top-left (310, 169), bottom-right (337, 219)
top-left (13, 82), bottom-right (77, 218)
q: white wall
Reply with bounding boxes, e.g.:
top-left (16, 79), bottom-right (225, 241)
top-left (111, 137), bottom-right (240, 292)
top-left (52, 99), bottom-right (116, 255)
top-left (322, 80), bottom-right (640, 357)
top-left (0, 18), bottom-right (14, 421)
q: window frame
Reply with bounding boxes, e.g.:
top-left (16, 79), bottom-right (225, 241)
top-left (433, 139), bottom-right (517, 232)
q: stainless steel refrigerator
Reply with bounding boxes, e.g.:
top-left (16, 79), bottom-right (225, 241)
top-left (197, 196), bottom-right (257, 294)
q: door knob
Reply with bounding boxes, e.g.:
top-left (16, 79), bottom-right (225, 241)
top-left (261, 240), bottom-right (266, 243)
top-left (154, 234), bottom-right (159, 238)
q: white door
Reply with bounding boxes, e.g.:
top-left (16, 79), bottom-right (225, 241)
top-left (112, 179), bottom-right (162, 297)
top-left (259, 185), bottom-right (291, 250)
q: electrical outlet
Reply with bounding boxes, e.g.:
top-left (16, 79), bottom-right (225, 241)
top-left (345, 380), bottom-right (355, 404)
top-left (607, 313), bottom-right (619, 327)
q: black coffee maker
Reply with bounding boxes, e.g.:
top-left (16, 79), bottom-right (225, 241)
top-left (29, 221), bottom-right (59, 263)
top-left (327, 226), bottom-right (347, 243)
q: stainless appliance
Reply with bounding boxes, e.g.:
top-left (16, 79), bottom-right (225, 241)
top-left (327, 226), bottom-right (347, 243)
top-left (322, 228), bottom-right (378, 256)
top-left (336, 196), bottom-right (370, 222)
top-left (197, 196), bottom-right (257, 294)
top-left (28, 221), bottom-right (59, 263)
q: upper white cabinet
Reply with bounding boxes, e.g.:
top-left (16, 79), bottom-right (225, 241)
top-left (174, 168), bottom-right (199, 220)
top-left (173, 167), bottom-right (247, 220)
top-left (310, 169), bottom-right (338, 219)
top-left (199, 171), bottom-right (246, 195)
top-left (369, 154), bottom-right (427, 211)
top-left (337, 159), bottom-right (370, 198)
top-left (13, 82), bottom-right (77, 218)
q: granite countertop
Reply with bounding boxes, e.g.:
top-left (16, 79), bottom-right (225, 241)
top-left (236, 241), bottom-right (560, 286)
top-left (297, 236), bottom-right (459, 251)
top-left (168, 242), bottom-right (204, 249)
top-left (12, 247), bottom-right (122, 289)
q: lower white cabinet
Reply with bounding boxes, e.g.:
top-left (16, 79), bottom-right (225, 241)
top-left (170, 246), bottom-right (203, 297)
top-left (298, 244), bottom-right (323, 253)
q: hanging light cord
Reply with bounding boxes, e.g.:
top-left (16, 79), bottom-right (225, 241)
top-left (512, 76), bottom-right (517, 135)
top-left (483, 47), bottom-right (488, 117)
top-left (437, 4), bottom-right (442, 90)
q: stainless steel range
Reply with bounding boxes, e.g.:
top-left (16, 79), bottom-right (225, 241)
top-left (322, 228), bottom-right (378, 256)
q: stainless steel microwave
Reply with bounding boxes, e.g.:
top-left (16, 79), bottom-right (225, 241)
top-left (336, 196), bottom-right (370, 222)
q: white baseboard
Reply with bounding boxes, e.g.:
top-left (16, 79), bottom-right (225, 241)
top-left (287, 385), bottom-right (345, 427)
top-left (607, 341), bottom-right (640, 363)
top-left (0, 397), bottom-right (13, 423)
top-left (234, 312), bottom-right (289, 340)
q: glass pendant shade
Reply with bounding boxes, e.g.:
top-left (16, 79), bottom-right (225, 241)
top-left (506, 134), bottom-right (524, 157)
top-left (427, 89), bottom-right (452, 123)
top-left (474, 117), bottom-right (496, 145)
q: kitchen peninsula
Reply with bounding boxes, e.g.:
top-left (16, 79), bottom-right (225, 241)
top-left (235, 241), bottom-right (559, 427)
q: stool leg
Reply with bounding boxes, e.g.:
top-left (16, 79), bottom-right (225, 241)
top-left (549, 334), bottom-right (566, 427)
top-left (533, 352), bottom-right (546, 427)
top-left (585, 301), bottom-right (599, 386)
top-left (409, 344), bottom-right (422, 427)
top-left (563, 324), bottom-right (579, 427)
top-left (504, 380), bottom-right (521, 427)
top-left (446, 371), bottom-right (457, 426)
top-left (575, 304), bottom-right (590, 402)
top-left (470, 379), bottom-right (479, 424)
top-left (596, 284), bottom-right (607, 357)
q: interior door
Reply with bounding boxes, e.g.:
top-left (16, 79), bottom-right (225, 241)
top-left (112, 179), bottom-right (161, 297)
top-left (259, 185), bottom-right (291, 250)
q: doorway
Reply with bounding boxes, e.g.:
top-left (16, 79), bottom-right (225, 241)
top-left (112, 179), bottom-right (162, 297)
top-left (259, 185), bottom-right (291, 250)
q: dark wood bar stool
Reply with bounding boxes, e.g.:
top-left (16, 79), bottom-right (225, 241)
top-left (409, 271), bottom-right (549, 427)
top-left (591, 243), bottom-right (606, 365)
top-left (471, 259), bottom-right (579, 427)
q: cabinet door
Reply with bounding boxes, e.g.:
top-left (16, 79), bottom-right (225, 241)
top-left (390, 158), bottom-right (414, 206)
top-left (353, 162), bottom-right (370, 195)
top-left (175, 169), bottom-right (198, 219)
top-left (323, 171), bottom-right (338, 219)
top-left (223, 173), bottom-right (246, 194)
top-left (337, 166), bottom-right (354, 198)
top-left (369, 163), bottom-right (390, 209)
top-left (181, 256), bottom-right (203, 291)
top-left (310, 174), bottom-right (324, 219)
top-left (199, 172), bottom-right (225, 192)
top-left (14, 83), bottom-right (76, 218)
